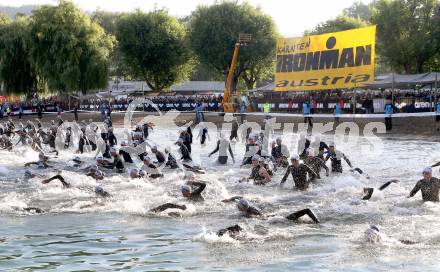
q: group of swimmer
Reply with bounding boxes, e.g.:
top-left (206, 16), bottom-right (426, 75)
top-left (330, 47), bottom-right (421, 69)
top-left (1, 113), bottom-right (439, 240)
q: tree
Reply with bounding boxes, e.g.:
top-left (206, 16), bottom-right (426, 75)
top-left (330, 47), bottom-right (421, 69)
top-left (306, 15), bottom-right (369, 35)
top-left (372, 0), bottom-right (440, 73)
top-left (116, 9), bottom-right (192, 91)
top-left (0, 17), bottom-right (40, 95)
top-left (188, 1), bottom-right (278, 90)
top-left (91, 10), bottom-right (130, 79)
top-left (0, 12), bottom-right (9, 26)
top-left (343, 1), bottom-right (374, 21)
top-left (28, 1), bottom-right (114, 94)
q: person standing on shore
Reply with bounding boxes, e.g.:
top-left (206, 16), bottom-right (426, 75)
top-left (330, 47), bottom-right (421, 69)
top-left (384, 99), bottom-right (394, 131)
top-left (303, 101), bottom-right (313, 127)
top-left (74, 102), bottom-right (79, 122)
top-left (436, 98), bottom-right (440, 132)
top-left (18, 103), bottom-right (23, 120)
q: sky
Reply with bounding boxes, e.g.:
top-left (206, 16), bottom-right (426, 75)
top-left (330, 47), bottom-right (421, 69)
top-left (2, 0), bottom-right (371, 37)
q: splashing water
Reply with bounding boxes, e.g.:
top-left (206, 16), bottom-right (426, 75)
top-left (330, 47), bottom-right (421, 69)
top-left (1, 127), bottom-right (440, 271)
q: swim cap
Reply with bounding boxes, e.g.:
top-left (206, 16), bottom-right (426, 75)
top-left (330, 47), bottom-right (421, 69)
top-left (290, 154), bottom-right (300, 161)
top-left (370, 225), bottom-right (379, 232)
top-left (329, 143), bottom-right (336, 147)
top-left (96, 156), bottom-right (103, 161)
top-left (143, 156), bottom-right (151, 162)
top-left (152, 146), bottom-right (157, 151)
top-left (176, 138), bottom-right (183, 144)
top-left (73, 156), bottom-right (81, 162)
top-left (181, 185), bottom-right (191, 194)
top-left (237, 199), bottom-right (250, 211)
top-left (306, 148), bottom-right (314, 156)
top-left (95, 186), bottom-right (104, 194)
top-left (24, 170), bottom-right (32, 177)
top-left (129, 168), bottom-right (139, 177)
top-left (423, 167), bottom-right (432, 174)
top-left (121, 141), bottom-right (127, 146)
top-left (139, 170), bottom-right (146, 177)
top-left (185, 172), bottom-right (195, 179)
top-left (251, 155), bottom-right (261, 161)
top-left (109, 147), bottom-right (117, 154)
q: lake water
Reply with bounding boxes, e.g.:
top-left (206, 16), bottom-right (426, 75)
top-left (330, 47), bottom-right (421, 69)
top-left (1, 125), bottom-right (440, 271)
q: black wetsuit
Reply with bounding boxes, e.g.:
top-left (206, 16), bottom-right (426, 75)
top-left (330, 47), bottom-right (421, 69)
top-left (113, 155), bottom-right (125, 173)
top-left (325, 151), bottom-right (352, 173)
top-left (300, 140), bottom-right (329, 159)
top-left (142, 123), bottom-right (151, 139)
top-left (179, 144), bottom-right (192, 161)
top-left (64, 129), bottom-right (71, 149)
top-left (209, 139), bottom-right (234, 164)
top-left (142, 163), bottom-right (163, 179)
top-left (101, 155), bottom-right (124, 172)
top-left (182, 132), bottom-right (192, 154)
top-left (108, 132), bottom-right (117, 147)
top-left (42, 175), bottom-right (70, 188)
top-left (153, 150), bottom-right (166, 165)
top-left (243, 206), bottom-right (263, 217)
top-left (150, 203), bottom-right (186, 213)
top-left (242, 143), bottom-right (261, 165)
top-left (103, 144), bottom-right (111, 159)
top-left (281, 164), bottom-right (317, 190)
top-left (409, 177), bottom-right (440, 202)
top-left (186, 182), bottom-right (206, 202)
top-left (201, 128), bottom-right (208, 144)
top-left (304, 156), bottom-right (329, 179)
top-left (119, 149), bottom-right (134, 163)
top-left (230, 121), bottom-right (239, 141)
top-left (166, 153), bottom-right (178, 169)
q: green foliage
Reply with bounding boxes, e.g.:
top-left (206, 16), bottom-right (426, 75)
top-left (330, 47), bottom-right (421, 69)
top-left (0, 17), bottom-right (39, 94)
top-left (372, 0), bottom-right (440, 73)
top-left (306, 15), bottom-right (369, 35)
top-left (92, 9), bottom-right (122, 35)
top-left (91, 10), bottom-right (130, 79)
top-left (116, 9), bottom-right (192, 91)
top-left (188, 1), bottom-right (278, 90)
top-left (343, 1), bottom-right (374, 21)
top-left (28, 0), bottom-right (114, 94)
top-left (0, 12), bottom-right (9, 26)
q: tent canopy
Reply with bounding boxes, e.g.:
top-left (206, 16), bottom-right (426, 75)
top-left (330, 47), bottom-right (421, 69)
top-left (367, 72), bottom-right (440, 89)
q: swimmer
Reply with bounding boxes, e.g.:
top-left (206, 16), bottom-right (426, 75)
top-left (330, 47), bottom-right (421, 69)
top-left (362, 179), bottom-right (399, 200)
top-left (280, 154), bottom-right (317, 190)
top-left (303, 148), bottom-right (329, 179)
top-left (41, 174), bottom-right (71, 188)
top-left (209, 133), bottom-right (235, 165)
top-left (149, 203), bottom-right (187, 213)
top-left (408, 167), bottom-right (440, 202)
top-left (242, 155), bottom-right (271, 185)
top-left (324, 143), bottom-right (352, 173)
top-left (181, 181), bottom-right (206, 202)
top-left (217, 224), bottom-right (243, 237)
top-left (236, 199), bottom-right (320, 223)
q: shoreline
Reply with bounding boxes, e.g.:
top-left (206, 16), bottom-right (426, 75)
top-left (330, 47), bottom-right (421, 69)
top-left (7, 111), bottom-right (440, 138)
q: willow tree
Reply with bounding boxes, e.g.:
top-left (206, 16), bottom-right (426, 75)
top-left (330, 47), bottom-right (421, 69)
top-left (28, 1), bottom-right (114, 94)
top-left (0, 17), bottom-right (40, 95)
top-left (116, 9), bottom-right (192, 91)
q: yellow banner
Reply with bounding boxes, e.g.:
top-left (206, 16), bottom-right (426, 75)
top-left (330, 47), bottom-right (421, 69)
top-left (275, 26), bottom-right (376, 91)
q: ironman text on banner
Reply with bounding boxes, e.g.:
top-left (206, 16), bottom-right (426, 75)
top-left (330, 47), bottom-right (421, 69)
top-left (275, 26), bottom-right (376, 91)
